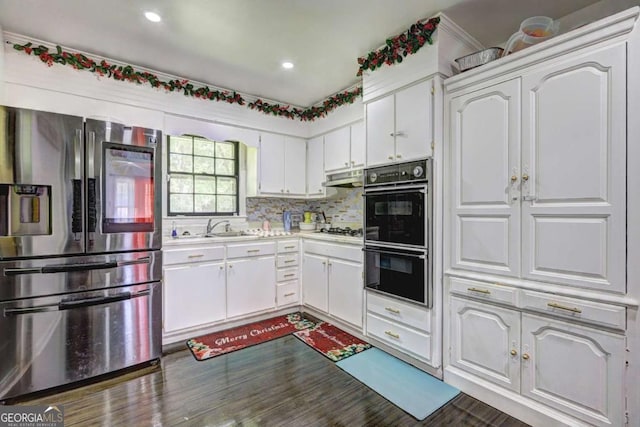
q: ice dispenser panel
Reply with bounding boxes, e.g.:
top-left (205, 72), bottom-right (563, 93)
top-left (0, 184), bottom-right (52, 236)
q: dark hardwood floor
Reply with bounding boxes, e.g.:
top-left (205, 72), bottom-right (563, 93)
top-left (19, 335), bottom-right (528, 426)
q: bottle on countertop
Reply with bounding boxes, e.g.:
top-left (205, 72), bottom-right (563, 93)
top-left (171, 221), bottom-right (178, 238)
top-left (283, 210), bottom-right (292, 232)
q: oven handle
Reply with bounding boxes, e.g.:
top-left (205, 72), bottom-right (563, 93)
top-left (3, 290), bottom-right (151, 316)
top-left (364, 185), bottom-right (427, 195)
top-left (4, 256), bottom-right (151, 276)
top-left (363, 247), bottom-right (426, 259)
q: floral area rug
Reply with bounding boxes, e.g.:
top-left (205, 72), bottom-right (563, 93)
top-left (187, 312), bottom-right (315, 361)
top-left (293, 322), bottom-right (372, 362)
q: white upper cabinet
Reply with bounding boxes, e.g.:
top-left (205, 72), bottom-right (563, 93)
top-left (446, 43), bottom-right (627, 294)
top-left (520, 44), bottom-right (626, 294)
top-left (366, 79), bottom-right (434, 167)
top-left (306, 136), bottom-right (325, 197)
top-left (323, 120), bottom-right (366, 173)
top-left (448, 78), bottom-right (521, 278)
top-left (259, 133), bottom-right (306, 196)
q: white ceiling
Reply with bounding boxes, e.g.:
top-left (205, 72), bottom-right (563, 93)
top-left (0, 0), bottom-right (602, 107)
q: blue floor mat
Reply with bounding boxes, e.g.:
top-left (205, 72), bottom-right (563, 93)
top-left (336, 348), bottom-right (460, 420)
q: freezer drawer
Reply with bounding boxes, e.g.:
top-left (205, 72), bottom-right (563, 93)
top-left (0, 281), bottom-right (161, 401)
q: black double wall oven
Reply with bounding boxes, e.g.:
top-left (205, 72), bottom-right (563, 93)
top-left (364, 159), bottom-right (432, 307)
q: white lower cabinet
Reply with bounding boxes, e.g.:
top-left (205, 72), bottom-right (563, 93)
top-left (302, 240), bottom-right (363, 328)
top-left (162, 244), bottom-right (226, 335)
top-left (449, 282), bottom-right (625, 427)
top-left (226, 255), bottom-right (276, 318)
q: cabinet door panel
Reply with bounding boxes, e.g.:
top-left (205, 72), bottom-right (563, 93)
top-left (226, 257), bottom-right (276, 318)
top-left (450, 297), bottom-right (520, 392)
top-left (306, 136), bottom-right (325, 196)
top-left (285, 136), bottom-right (306, 196)
top-left (521, 314), bottom-right (625, 427)
top-left (302, 253), bottom-right (328, 312)
top-left (328, 258), bottom-right (363, 328)
top-left (163, 262), bottom-right (226, 332)
top-left (395, 79), bottom-right (432, 162)
top-left (366, 94), bottom-right (395, 167)
top-left (324, 126), bottom-right (351, 172)
top-left (521, 44), bottom-right (626, 293)
top-left (350, 121), bottom-right (366, 168)
top-left (449, 79), bottom-right (521, 277)
top-left (259, 133), bottom-right (285, 194)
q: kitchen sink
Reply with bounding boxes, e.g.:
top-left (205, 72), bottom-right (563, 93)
top-left (204, 231), bottom-right (245, 237)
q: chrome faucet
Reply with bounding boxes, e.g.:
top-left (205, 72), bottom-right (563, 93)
top-left (206, 219), bottom-right (230, 235)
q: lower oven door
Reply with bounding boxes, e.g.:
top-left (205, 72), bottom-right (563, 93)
top-left (0, 282), bottom-right (161, 401)
top-left (364, 246), bottom-right (430, 307)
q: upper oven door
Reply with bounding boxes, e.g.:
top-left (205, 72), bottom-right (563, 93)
top-left (364, 185), bottom-right (427, 248)
top-left (85, 119), bottom-right (162, 253)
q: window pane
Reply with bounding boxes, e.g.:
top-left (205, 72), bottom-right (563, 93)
top-left (195, 176), bottom-right (216, 194)
top-left (169, 174), bottom-right (193, 193)
top-left (217, 177), bottom-right (237, 195)
top-left (216, 141), bottom-right (235, 159)
top-left (170, 137), bottom-right (192, 154)
top-left (215, 158), bottom-right (235, 175)
top-left (217, 195), bottom-right (236, 212)
top-left (194, 139), bottom-right (215, 157)
top-left (194, 156), bottom-right (215, 174)
top-left (170, 153), bottom-right (193, 173)
top-left (195, 195), bottom-right (216, 212)
top-left (170, 194), bottom-right (193, 212)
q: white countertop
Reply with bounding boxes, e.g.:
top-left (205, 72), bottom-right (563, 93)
top-left (163, 230), bottom-right (363, 247)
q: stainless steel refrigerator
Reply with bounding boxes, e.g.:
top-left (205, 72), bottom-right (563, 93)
top-left (0, 107), bottom-right (163, 402)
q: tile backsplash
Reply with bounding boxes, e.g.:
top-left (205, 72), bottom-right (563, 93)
top-left (246, 187), bottom-right (363, 227)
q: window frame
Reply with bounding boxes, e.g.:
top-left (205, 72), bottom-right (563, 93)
top-left (167, 136), bottom-right (240, 216)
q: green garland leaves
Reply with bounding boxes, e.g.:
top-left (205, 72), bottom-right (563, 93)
top-left (357, 17), bottom-right (440, 76)
top-left (11, 41), bottom-right (361, 121)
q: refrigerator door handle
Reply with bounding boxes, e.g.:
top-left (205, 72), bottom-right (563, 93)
top-left (4, 261), bottom-right (118, 276)
top-left (4, 303), bottom-right (59, 316)
top-left (116, 256), bottom-right (151, 267)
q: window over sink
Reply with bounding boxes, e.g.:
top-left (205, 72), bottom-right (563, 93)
top-left (167, 135), bottom-right (239, 216)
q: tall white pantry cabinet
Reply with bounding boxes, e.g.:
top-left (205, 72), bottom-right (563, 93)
top-left (443, 8), bottom-right (640, 427)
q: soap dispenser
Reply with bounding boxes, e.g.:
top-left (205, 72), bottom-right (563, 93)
top-left (171, 221), bottom-right (178, 238)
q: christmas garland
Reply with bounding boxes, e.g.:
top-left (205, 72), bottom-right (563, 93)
top-left (357, 17), bottom-right (440, 76)
top-left (10, 41), bottom-right (361, 121)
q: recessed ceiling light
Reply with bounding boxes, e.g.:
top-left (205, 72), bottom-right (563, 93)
top-left (144, 11), bottom-right (162, 23)
top-left (282, 62), bottom-right (294, 69)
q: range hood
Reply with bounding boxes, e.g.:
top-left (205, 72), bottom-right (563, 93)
top-left (323, 169), bottom-right (363, 188)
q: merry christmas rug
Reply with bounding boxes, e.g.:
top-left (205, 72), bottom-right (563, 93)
top-left (293, 321), bottom-right (371, 362)
top-left (187, 312), bottom-right (315, 361)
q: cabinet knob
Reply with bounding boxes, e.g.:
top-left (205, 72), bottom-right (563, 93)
top-left (219, 266), bottom-right (224, 270)
top-left (229, 264), bottom-right (233, 269)
top-left (281, 189), bottom-right (284, 192)
top-left (286, 189), bottom-right (290, 193)
top-left (522, 174), bottom-right (529, 182)
top-left (351, 160), bottom-right (355, 164)
top-left (345, 162), bottom-right (349, 166)
top-left (522, 353), bottom-right (530, 360)
top-left (389, 132), bottom-right (395, 137)
top-left (510, 349), bottom-right (518, 356)
top-left (396, 154), bottom-right (402, 159)
top-left (511, 175), bottom-right (518, 182)
top-left (388, 155), bottom-right (394, 160)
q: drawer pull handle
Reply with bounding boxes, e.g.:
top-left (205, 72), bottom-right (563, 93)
top-left (468, 287), bottom-right (490, 295)
top-left (187, 254), bottom-right (204, 259)
top-left (522, 353), bottom-right (530, 360)
top-left (384, 330), bottom-right (400, 339)
top-left (284, 246), bottom-right (296, 249)
top-left (547, 302), bottom-right (582, 314)
top-left (284, 292), bottom-right (295, 297)
top-left (385, 307), bottom-right (400, 314)
top-left (247, 249), bottom-right (261, 253)
top-left (510, 349), bottom-right (518, 356)
top-left (284, 273), bottom-right (295, 277)
top-left (284, 260), bottom-right (296, 263)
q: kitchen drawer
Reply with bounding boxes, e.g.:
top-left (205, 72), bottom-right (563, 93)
top-left (449, 277), bottom-right (518, 307)
top-left (521, 290), bottom-right (626, 331)
top-left (163, 245), bottom-right (225, 265)
top-left (277, 240), bottom-right (299, 253)
top-left (277, 268), bottom-right (299, 282)
top-left (367, 291), bottom-right (430, 333)
top-left (277, 254), bottom-right (299, 268)
top-left (277, 281), bottom-right (300, 306)
top-left (304, 241), bottom-right (362, 263)
top-left (367, 313), bottom-right (431, 361)
top-left (227, 241), bottom-right (276, 258)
